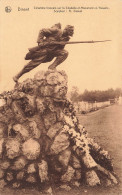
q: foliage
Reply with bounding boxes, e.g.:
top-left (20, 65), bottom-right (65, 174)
top-left (70, 86), bottom-right (79, 102)
top-left (70, 87), bottom-right (122, 102)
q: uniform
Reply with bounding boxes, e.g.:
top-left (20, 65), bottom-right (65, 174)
top-left (13, 24), bottom-right (74, 82)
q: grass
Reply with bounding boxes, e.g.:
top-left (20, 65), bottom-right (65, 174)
top-left (77, 104), bottom-right (122, 194)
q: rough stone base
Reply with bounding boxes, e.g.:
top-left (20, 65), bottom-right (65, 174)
top-left (0, 70), bottom-right (118, 193)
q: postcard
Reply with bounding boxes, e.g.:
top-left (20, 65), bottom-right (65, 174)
top-left (0, 0), bottom-right (122, 194)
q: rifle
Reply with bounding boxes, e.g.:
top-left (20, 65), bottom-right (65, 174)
top-left (28, 40), bottom-right (111, 52)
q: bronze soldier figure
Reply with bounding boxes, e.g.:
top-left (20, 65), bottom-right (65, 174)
top-left (13, 23), bottom-right (74, 82)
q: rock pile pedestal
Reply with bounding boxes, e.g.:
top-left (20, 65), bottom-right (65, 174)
top-left (0, 70), bottom-right (118, 193)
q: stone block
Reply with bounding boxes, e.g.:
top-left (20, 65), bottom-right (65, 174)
top-left (59, 184), bottom-right (71, 191)
top-left (29, 121), bottom-right (41, 139)
top-left (18, 78), bottom-right (35, 95)
top-left (58, 149), bottom-right (71, 167)
top-left (44, 187), bottom-right (53, 195)
top-left (5, 138), bottom-right (21, 159)
top-left (0, 179), bottom-right (6, 189)
top-left (22, 138), bottom-right (40, 160)
top-left (82, 153), bottom-right (97, 169)
top-left (12, 91), bottom-right (25, 100)
top-left (86, 170), bottom-right (100, 186)
top-left (26, 174), bottom-right (36, 183)
top-left (71, 155), bottom-right (81, 169)
top-left (36, 97), bottom-right (46, 114)
top-left (12, 101), bottom-right (26, 123)
top-left (45, 70), bottom-right (68, 86)
top-left (28, 114), bottom-right (46, 134)
top-left (34, 71), bottom-right (45, 81)
top-left (54, 85), bottom-right (67, 99)
top-left (43, 111), bottom-right (57, 130)
top-left (6, 172), bottom-right (14, 181)
top-left (61, 166), bottom-right (75, 182)
top-left (46, 71), bottom-right (66, 85)
top-left (12, 182), bottom-right (21, 188)
top-left (71, 181), bottom-right (80, 187)
top-left (0, 99), bottom-right (6, 107)
top-left (16, 171), bottom-right (25, 180)
top-left (17, 96), bottom-right (35, 117)
top-left (50, 132), bottom-right (70, 155)
top-left (11, 156), bottom-right (27, 170)
top-left (74, 169), bottom-right (82, 180)
top-left (27, 163), bottom-right (36, 174)
top-left (105, 179), bottom-right (112, 186)
top-left (39, 85), bottom-right (54, 97)
top-left (0, 107), bottom-right (14, 124)
top-left (47, 122), bottom-right (63, 139)
top-left (13, 124), bottom-right (29, 141)
top-left (38, 160), bottom-right (48, 182)
top-left (0, 160), bottom-right (10, 170)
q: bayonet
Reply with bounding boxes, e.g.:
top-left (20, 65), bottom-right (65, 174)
top-left (43, 40), bottom-right (111, 45)
top-left (29, 40), bottom-right (111, 52)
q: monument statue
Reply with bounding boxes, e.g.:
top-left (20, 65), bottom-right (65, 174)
top-left (13, 23), bottom-right (110, 83)
top-left (13, 23), bottom-right (74, 82)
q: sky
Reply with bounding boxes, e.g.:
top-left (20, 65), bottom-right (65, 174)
top-left (0, 0), bottom-right (122, 93)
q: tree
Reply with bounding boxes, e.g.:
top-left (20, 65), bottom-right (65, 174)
top-left (70, 86), bottom-right (79, 102)
top-left (70, 88), bottom-right (122, 102)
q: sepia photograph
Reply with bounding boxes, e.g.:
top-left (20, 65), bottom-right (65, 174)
top-left (0, 0), bottom-right (122, 194)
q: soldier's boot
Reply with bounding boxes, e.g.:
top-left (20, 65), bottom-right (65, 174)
top-left (13, 60), bottom-right (41, 82)
top-left (48, 50), bottom-right (68, 70)
top-left (13, 70), bottom-right (24, 83)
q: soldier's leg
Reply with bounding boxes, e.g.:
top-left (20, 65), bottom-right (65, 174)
top-left (13, 56), bottom-right (46, 82)
top-left (48, 49), bottom-right (68, 70)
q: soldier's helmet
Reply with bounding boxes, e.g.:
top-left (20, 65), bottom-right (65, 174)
top-left (51, 23), bottom-right (61, 29)
top-left (64, 25), bottom-right (74, 36)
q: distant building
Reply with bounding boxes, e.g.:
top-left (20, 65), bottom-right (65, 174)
top-left (109, 99), bottom-right (115, 104)
top-left (74, 100), bottom-right (110, 114)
